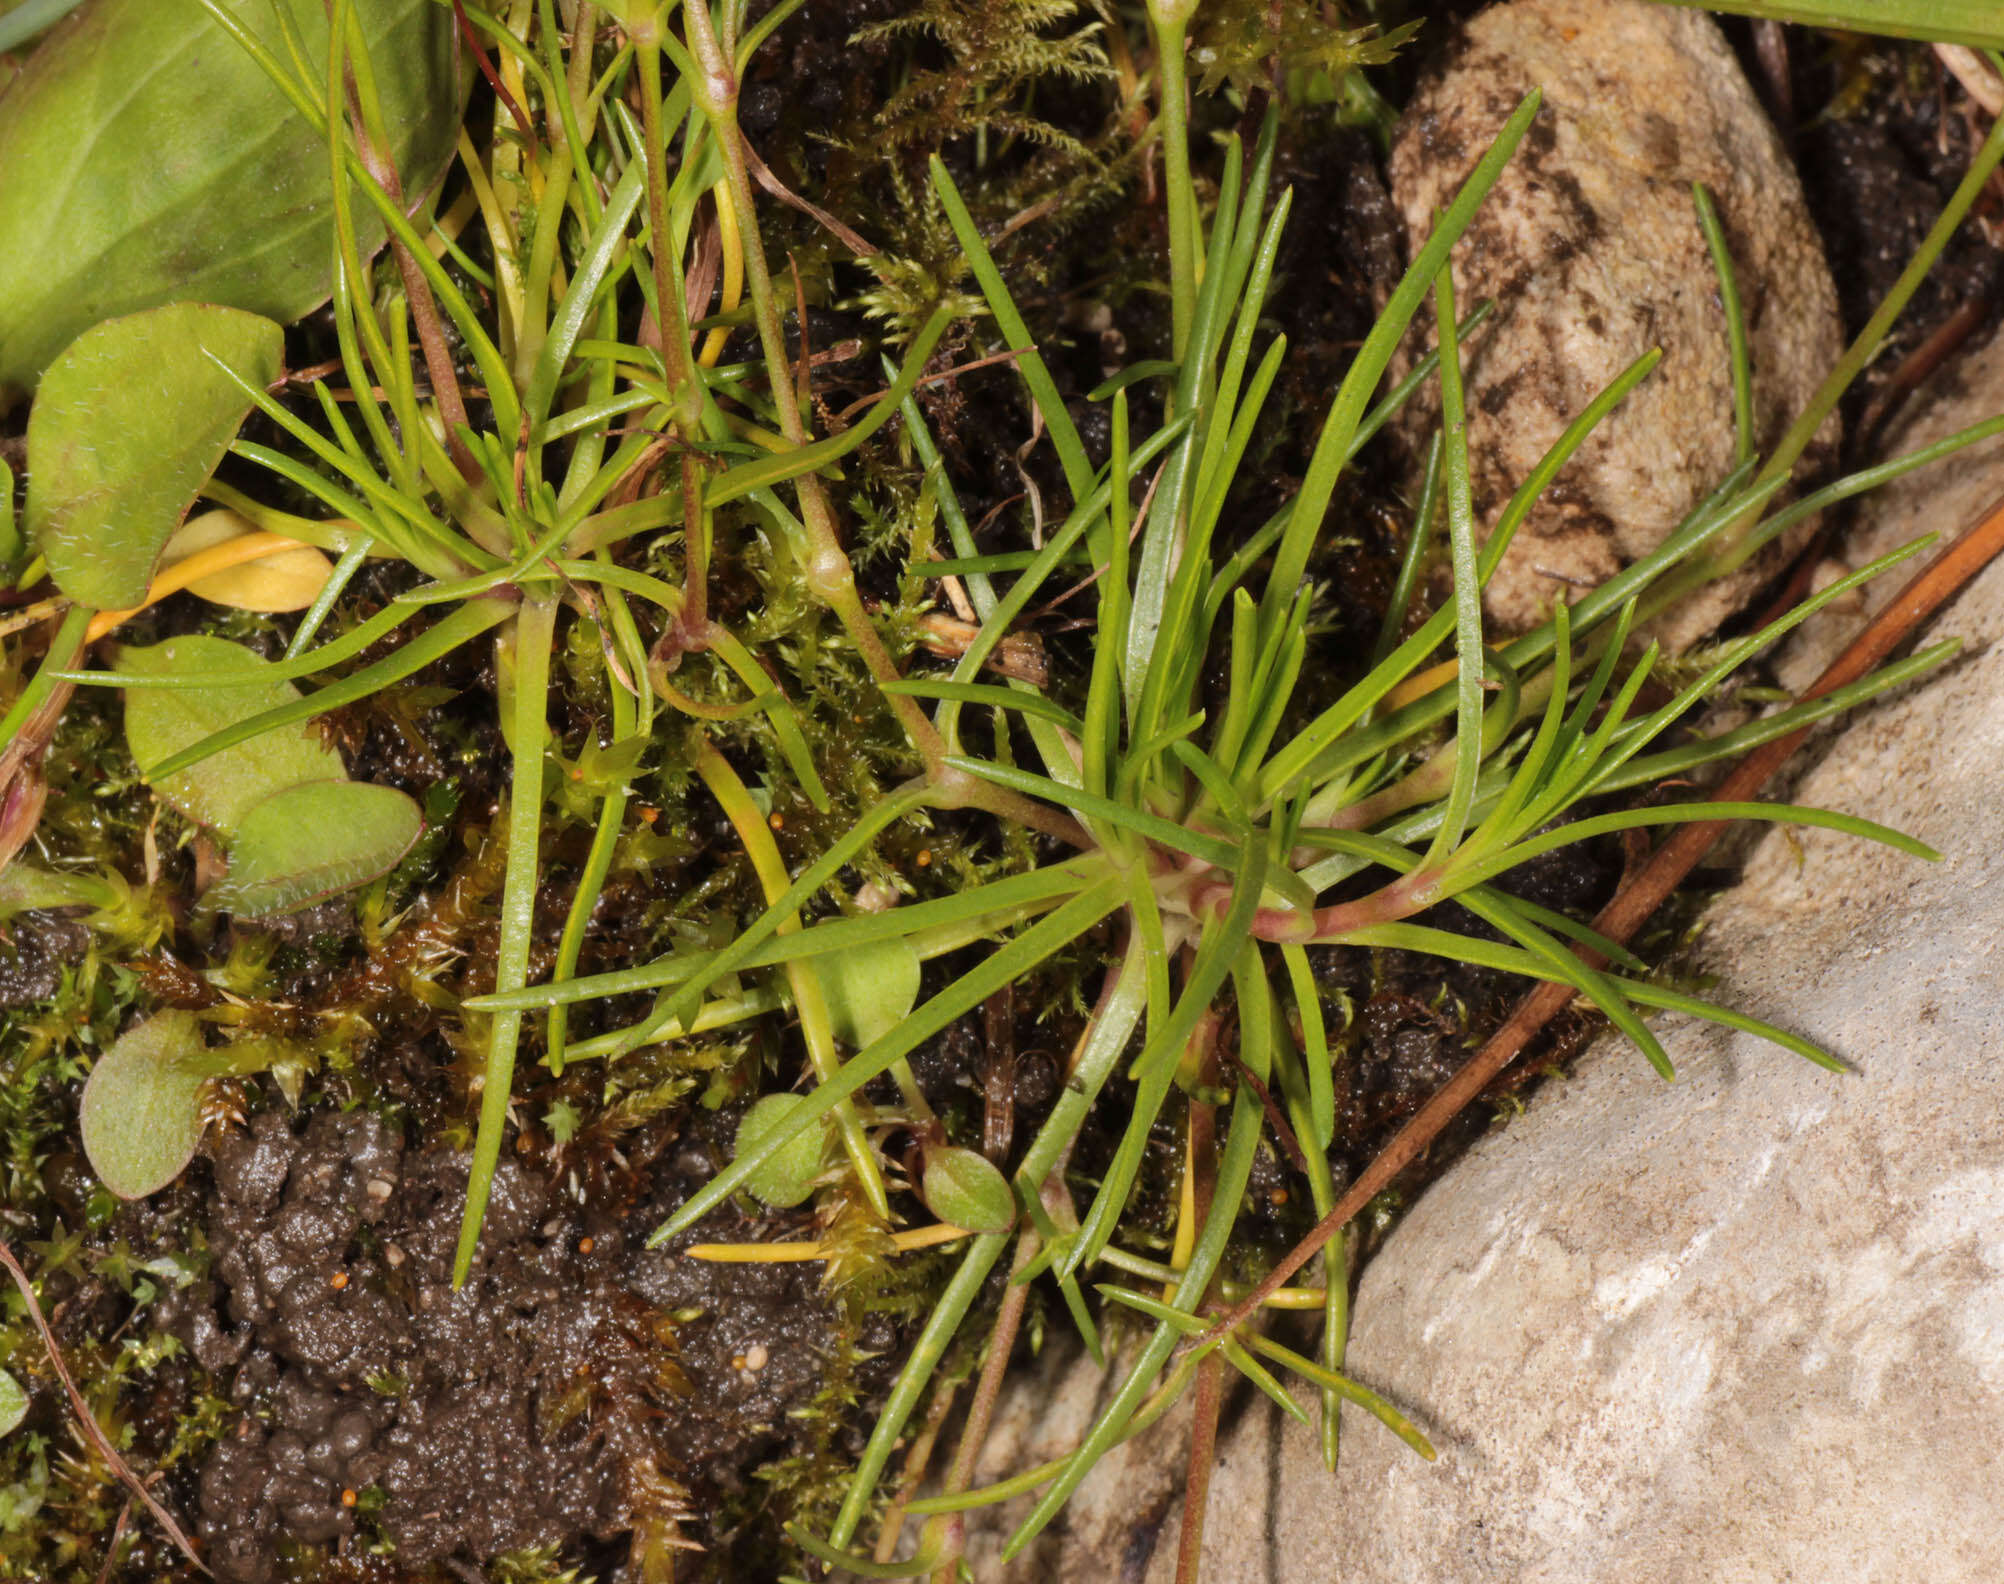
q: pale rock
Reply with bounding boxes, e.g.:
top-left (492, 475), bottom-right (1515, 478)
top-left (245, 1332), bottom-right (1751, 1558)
top-left (957, 1339), bottom-right (1193, 1583)
top-left (963, 24), bottom-right (2004, 1583)
top-left (1388, 0), bottom-right (1841, 647)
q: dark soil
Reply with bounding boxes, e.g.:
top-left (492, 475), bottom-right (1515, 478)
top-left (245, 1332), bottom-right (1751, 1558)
top-left (0, 908), bottom-right (89, 1007)
top-left (168, 1107), bottom-right (895, 1581)
top-left (1733, 26), bottom-right (2004, 437)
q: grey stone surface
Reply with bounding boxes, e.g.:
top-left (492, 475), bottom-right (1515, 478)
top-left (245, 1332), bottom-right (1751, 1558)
top-left (958, 1337), bottom-right (1192, 1584)
top-left (1388, 0), bottom-right (1841, 647)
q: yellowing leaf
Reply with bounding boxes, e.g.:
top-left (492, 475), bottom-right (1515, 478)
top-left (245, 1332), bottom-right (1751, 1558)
top-left (119, 635), bottom-right (346, 834)
top-left (160, 509), bottom-right (333, 613)
top-left (27, 303), bottom-right (283, 608)
top-left (208, 780), bottom-right (424, 918)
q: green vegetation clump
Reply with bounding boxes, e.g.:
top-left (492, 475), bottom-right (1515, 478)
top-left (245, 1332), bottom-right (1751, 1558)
top-left (0, 1), bottom-right (2000, 1579)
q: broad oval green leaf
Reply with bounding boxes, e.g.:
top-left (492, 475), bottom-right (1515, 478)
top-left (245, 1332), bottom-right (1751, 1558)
top-left (735, 1093), bottom-right (828, 1210)
top-left (119, 635), bottom-right (344, 834)
top-left (0, 0), bottom-right (460, 394)
top-left (813, 938), bottom-right (922, 1051)
top-left (0, 1371), bottom-right (25, 1439)
top-left (27, 303), bottom-right (283, 607)
top-left (918, 1145), bottom-right (1016, 1235)
top-left (78, 1010), bottom-right (216, 1199)
top-left (208, 779), bottom-right (424, 918)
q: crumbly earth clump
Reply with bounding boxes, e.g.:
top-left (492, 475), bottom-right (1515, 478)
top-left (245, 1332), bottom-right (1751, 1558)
top-left (168, 1109), bottom-right (885, 1580)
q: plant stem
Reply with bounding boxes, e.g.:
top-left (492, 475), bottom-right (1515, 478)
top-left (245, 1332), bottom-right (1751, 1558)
top-left (925, 1222), bottom-right (1041, 1584)
top-left (630, 15), bottom-right (705, 436)
top-left (679, 2), bottom-right (947, 766)
top-left (1171, 1014), bottom-right (1224, 1584)
top-left (546, 590), bottom-right (645, 1073)
top-left (1711, 97), bottom-right (2004, 574)
top-left (828, 939), bottom-right (1150, 1550)
top-left (0, 603), bottom-right (89, 756)
top-left (455, 594), bottom-right (557, 1286)
top-left (679, 7), bottom-right (1084, 852)
top-left (692, 736), bottom-right (893, 1222)
top-left (0, 1240), bottom-right (206, 1571)
top-left (1175, 1351), bottom-right (1225, 1584)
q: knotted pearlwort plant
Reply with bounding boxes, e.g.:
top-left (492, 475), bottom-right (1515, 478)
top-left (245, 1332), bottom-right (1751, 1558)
top-left (470, 15), bottom-right (2004, 1575)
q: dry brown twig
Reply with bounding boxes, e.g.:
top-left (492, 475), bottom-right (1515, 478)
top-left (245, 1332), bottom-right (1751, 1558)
top-left (1937, 43), bottom-right (2004, 118)
top-left (0, 1240), bottom-right (209, 1573)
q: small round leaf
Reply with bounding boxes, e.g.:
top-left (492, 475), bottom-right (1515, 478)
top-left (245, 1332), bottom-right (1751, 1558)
top-left (0, 1371), bottom-right (26, 1438)
top-left (78, 1011), bottom-right (214, 1200)
top-left (27, 303), bottom-right (283, 607)
top-left (735, 1094), bottom-right (828, 1209)
top-left (119, 635), bottom-right (346, 835)
top-left (813, 938), bottom-right (921, 1051)
top-left (918, 1145), bottom-right (1016, 1235)
top-left (208, 780), bottom-right (424, 918)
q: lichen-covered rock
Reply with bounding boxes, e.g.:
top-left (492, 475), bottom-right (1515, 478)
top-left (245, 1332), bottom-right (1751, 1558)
top-left (1389, 0), bottom-right (1841, 647)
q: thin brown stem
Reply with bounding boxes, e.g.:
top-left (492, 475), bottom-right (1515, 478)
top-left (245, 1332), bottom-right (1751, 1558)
top-left (632, 24), bottom-right (704, 434)
top-left (1200, 866), bottom-right (1444, 944)
top-left (740, 133), bottom-right (877, 256)
top-left (1199, 486), bottom-right (2004, 1348)
top-left (0, 1242), bottom-right (208, 1574)
top-left (674, 450), bottom-right (711, 652)
top-left (680, 1), bottom-right (950, 771)
top-left (339, 57), bottom-right (481, 484)
top-left (926, 1222), bottom-right (1042, 1584)
top-left (1174, 1352), bottom-right (1226, 1584)
top-left (873, 1374), bottom-right (961, 1566)
top-left (94, 1495), bottom-right (136, 1584)
top-left (450, 0), bottom-right (536, 140)
top-left (1171, 1024), bottom-right (1224, 1584)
